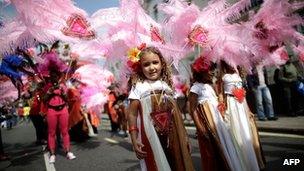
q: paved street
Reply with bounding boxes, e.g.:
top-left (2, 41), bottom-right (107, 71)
top-left (0, 119), bottom-right (304, 171)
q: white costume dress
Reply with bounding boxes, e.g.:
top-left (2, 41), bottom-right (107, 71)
top-left (129, 80), bottom-right (194, 171)
top-left (190, 82), bottom-right (242, 171)
top-left (222, 73), bottom-right (260, 171)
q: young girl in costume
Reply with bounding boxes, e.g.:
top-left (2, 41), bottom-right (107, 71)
top-left (188, 57), bottom-right (245, 171)
top-left (218, 61), bottom-right (265, 171)
top-left (128, 46), bottom-right (194, 171)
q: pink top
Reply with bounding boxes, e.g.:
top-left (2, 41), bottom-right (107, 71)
top-left (45, 83), bottom-right (67, 106)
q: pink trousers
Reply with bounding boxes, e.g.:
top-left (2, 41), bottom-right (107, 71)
top-left (47, 107), bottom-right (70, 153)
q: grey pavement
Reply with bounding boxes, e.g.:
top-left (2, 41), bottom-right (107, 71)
top-left (183, 114), bottom-right (304, 135)
top-left (256, 116), bottom-right (304, 135)
top-left (1, 115), bottom-right (304, 170)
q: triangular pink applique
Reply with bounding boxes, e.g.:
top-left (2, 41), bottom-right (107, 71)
top-left (188, 25), bottom-right (208, 46)
top-left (150, 25), bottom-right (165, 44)
top-left (62, 13), bottom-right (95, 40)
top-left (151, 111), bottom-right (171, 134)
top-left (155, 113), bottom-right (168, 128)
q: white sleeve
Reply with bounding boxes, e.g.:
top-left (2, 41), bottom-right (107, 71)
top-left (128, 86), bottom-right (141, 100)
top-left (190, 84), bottom-right (201, 96)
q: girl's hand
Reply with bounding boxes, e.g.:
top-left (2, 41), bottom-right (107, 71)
top-left (218, 94), bottom-right (224, 103)
top-left (187, 140), bottom-right (192, 153)
top-left (133, 140), bottom-right (147, 159)
top-left (217, 102), bottom-right (226, 119)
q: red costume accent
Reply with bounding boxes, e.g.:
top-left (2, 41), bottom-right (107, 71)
top-left (232, 87), bottom-right (246, 103)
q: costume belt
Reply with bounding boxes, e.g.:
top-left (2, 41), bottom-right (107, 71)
top-left (48, 103), bottom-right (66, 111)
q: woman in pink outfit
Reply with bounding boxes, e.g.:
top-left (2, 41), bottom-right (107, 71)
top-left (43, 66), bottom-right (76, 163)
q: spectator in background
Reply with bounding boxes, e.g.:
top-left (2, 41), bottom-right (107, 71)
top-left (107, 90), bottom-right (119, 133)
top-left (174, 76), bottom-right (190, 122)
top-left (279, 58), bottom-right (300, 116)
top-left (17, 102), bottom-right (25, 122)
top-left (0, 128), bottom-right (9, 161)
top-left (0, 105), bottom-right (10, 161)
top-left (273, 68), bottom-right (285, 115)
top-left (114, 94), bottom-right (128, 137)
top-left (29, 82), bottom-right (47, 145)
top-left (247, 64), bottom-right (277, 121)
top-left (23, 102), bottom-right (31, 123)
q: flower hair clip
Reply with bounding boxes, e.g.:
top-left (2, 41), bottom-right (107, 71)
top-left (127, 43), bottom-right (146, 71)
top-left (192, 56), bottom-right (211, 72)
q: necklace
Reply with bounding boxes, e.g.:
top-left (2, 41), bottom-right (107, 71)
top-left (148, 80), bottom-right (165, 107)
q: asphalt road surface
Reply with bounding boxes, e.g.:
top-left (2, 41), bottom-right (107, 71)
top-left (0, 119), bottom-right (303, 171)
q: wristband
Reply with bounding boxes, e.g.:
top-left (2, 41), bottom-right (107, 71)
top-left (128, 126), bottom-right (139, 133)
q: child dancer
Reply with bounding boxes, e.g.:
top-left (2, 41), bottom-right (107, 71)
top-left (188, 57), bottom-right (244, 171)
top-left (128, 46), bottom-right (194, 171)
top-left (218, 61), bottom-right (265, 171)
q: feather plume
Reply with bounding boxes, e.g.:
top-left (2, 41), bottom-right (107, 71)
top-left (0, 79), bottom-right (18, 105)
top-left (75, 64), bottom-right (114, 108)
top-left (222, 0), bottom-right (252, 22)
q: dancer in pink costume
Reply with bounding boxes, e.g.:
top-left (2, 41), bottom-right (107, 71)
top-left (41, 52), bottom-right (76, 163)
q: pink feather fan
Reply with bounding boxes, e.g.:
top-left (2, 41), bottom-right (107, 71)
top-left (74, 64), bottom-right (114, 108)
top-left (237, 0), bottom-right (303, 66)
top-left (160, 0), bottom-right (254, 69)
top-left (159, 0), bottom-right (200, 60)
top-left (104, 0), bottom-right (168, 89)
top-left (0, 0), bottom-right (92, 55)
top-left (199, 2), bottom-right (254, 68)
top-left (162, 0), bottom-right (302, 69)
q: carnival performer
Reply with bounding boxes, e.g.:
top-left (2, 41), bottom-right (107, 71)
top-left (106, 90), bottom-right (119, 133)
top-left (29, 82), bottom-right (47, 145)
top-left (114, 94), bottom-right (128, 137)
top-left (41, 52), bottom-right (76, 163)
top-left (188, 57), bottom-right (232, 171)
top-left (128, 46), bottom-right (194, 171)
top-left (218, 61), bottom-right (265, 171)
top-left (67, 81), bottom-right (89, 141)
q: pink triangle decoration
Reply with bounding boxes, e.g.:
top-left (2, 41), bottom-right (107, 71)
top-left (150, 25), bottom-right (165, 44)
top-left (62, 13), bottom-right (96, 40)
top-left (188, 25), bottom-right (208, 46)
top-left (151, 111), bottom-right (171, 134)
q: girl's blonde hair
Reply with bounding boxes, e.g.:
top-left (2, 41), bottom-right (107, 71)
top-left (129, 46), bottom-right (173, 89)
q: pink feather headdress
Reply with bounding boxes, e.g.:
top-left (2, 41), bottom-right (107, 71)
top-left (237, 0), bottom-right (303, 66)
top-left (38, 51), bottom-right (68, 76)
